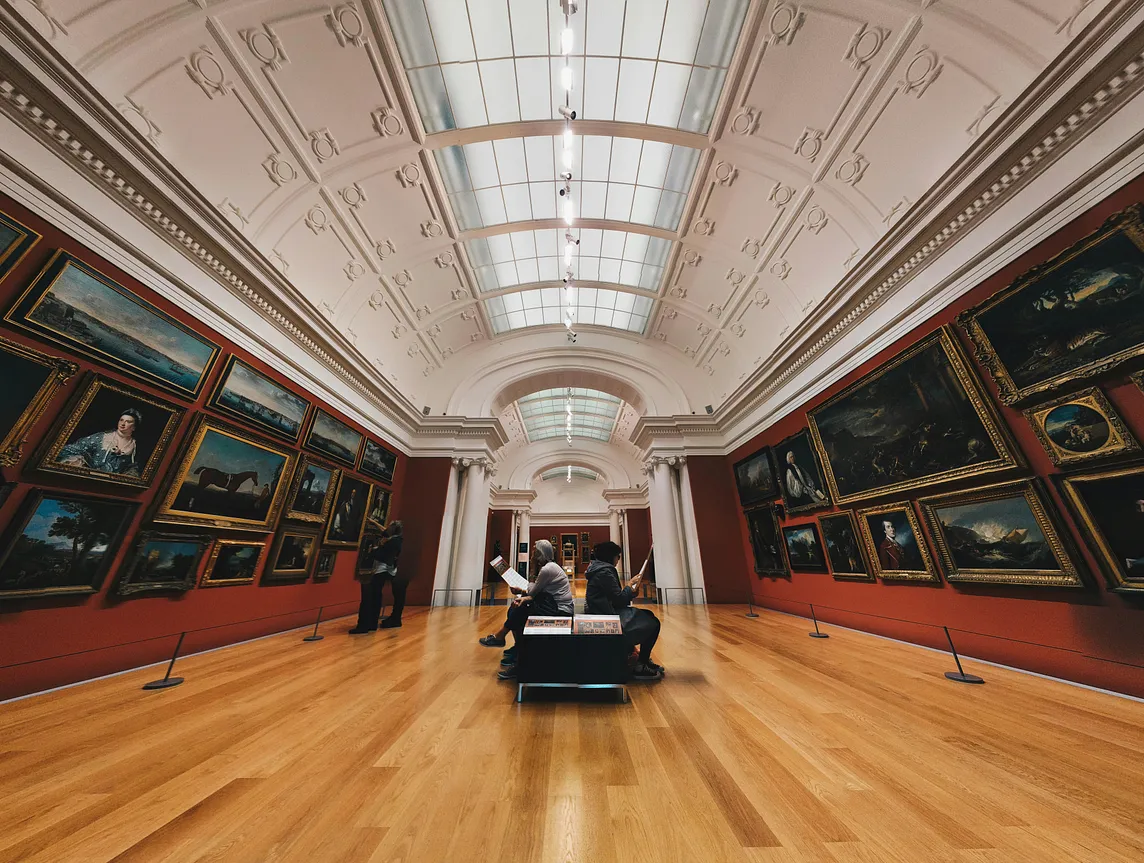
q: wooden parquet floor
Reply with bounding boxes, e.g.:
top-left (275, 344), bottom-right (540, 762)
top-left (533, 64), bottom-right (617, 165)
top-left (1, 605), bottom-right (1141, 863)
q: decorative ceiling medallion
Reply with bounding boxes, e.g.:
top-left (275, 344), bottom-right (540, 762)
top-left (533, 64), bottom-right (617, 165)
top-left (805, 206), bottom-right (829, 234)
top-left (835, 153), bottom-right (868, 185)
top-left (901, 47), bottom-right (943, 98)
top-left (768, 3), bottom-right (805, 46)
top-left (326, 4), bottom-right (366, 48)
top-left (794, 127), bottom-right (825, 161)
top-left (376, 238), bottom-right (396, 260)
top-left (304, 205), bottom-right (328, 234)
top-left (372, 106), bottom-right (403, 137)
top-left (262, 152), bottom-right (296, 186)
top-left (420, 219), bottom-right (444, 238)
top-left (692, 218), bottom-right (715, 236)
top-left (753, 290), bottom-right (771, 308)
top-left (397, 163), bottom-right (421, 188)
top-left (845, 23), bottom-right (889, 70)
top-left (713, 161), bottom-right (738, 186)
top-left (741, 238), bottom-right (762, 258)
top-left (339, 182), bottom-right (366, 208)
top-left (186, 49), bottom-right (228, 99)
top-left (730, 323), bottom-right (746, 338)
top-left (344, 260), bottom-right (365, 281)
top-left (242, 25), bottom-right (288, 71)
top-left (770, 259), bottom-right (791, 280)
top-left (726, 268), bottom-right (746, 286)
top-left (308, 128), bottom-right (340, 162)
top-left (682, 248), bottom-right (702, 266)
top-left (434, 251), bottom-right (454, 268)
top-left (730, 106), bottom-right (760, 136)
top-left (393, 269), bottom-right (414, 288)
top-left (769, 182), bottom-right (795, 207)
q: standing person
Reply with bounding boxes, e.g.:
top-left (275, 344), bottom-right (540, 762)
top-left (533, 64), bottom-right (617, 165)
top-left (349, 521), bottom-right (404, 633)
top-left (585, 541), bottom-right (663, 680)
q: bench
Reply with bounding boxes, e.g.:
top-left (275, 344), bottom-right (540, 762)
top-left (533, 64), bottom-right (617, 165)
top-left (514, 631), bottom-right (630, 703)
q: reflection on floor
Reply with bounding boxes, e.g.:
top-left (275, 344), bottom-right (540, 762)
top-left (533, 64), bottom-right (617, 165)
top-left (1, 606), bottom-right (1141, 862)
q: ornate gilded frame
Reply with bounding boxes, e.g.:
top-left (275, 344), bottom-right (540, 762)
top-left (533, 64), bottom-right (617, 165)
top-left (303, 408), bottom-right (363, 468)
top-left (315, 548), bottom-right (336, 580)
top-left (359, 438), bottom-right (397, 484)
top-left (1022, 387), bottom-right (1138, 467)
top-left (808, 326), bottom-right (1022, 505)
top-left (366, 484), bottom-right (391, 532)
top-left (206, 355), bottom-right (312, 443)
top-left (855, 502), bottom-right (938, 582)
top-left (1055, 463), bottom-right (1144, 593)
top-left (116, 530), bottom-right (210, 595)
top-left (322, 473), bottom-right (371, 548)
top-left (0, 334), bottom-right (78, 466)
top-left (774, 429), bottom-right (833, 515)
top-left (264, 525), bottom-right (320, 583)
top-left (780, 522), bottom-right (829, 573)
top-left (746, 503), bottom-right (788, 578)
top-left (918, 479), bottom-right (1083, 588)
top-left (0, 208), bottom-right (41, 284)
top-left (282, 455), bottom-right (340, 524)
top-left (817, 511), bottom-right (874, 581)
top-left (200, 538), bottom-right (267, 588)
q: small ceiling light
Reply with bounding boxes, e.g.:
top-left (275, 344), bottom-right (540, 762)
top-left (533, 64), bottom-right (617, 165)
top-left (567, 464), bottom-right (572, 482)
top-left (563, 198), bottom-right (575, 224)
top-left (561, 65), bottom-right (574, 92)
top-left (561, 27), bottom-right (574, 55)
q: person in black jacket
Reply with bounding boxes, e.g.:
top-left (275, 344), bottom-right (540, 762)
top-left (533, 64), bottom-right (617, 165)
top-left (350, 520), bottom-right (404, 633)
top-left (584, 541), bottom-right (664, 680)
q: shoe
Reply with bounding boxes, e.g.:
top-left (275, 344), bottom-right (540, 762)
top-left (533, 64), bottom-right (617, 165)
top-left (502, 646), bottom-right (518, 658)
top-left (500, 655), bottom-right (517, 667)
top-left (632, 663), bottom-right (663, 681)
top-left (348, 627), bottom-right (375, 634)
top-left (479, 634), bottom-right (507, 647)
top-left (497, 665), bottom-right (518, 680)
top-left (379, 617), bottom-right (402, 629)
top-left (645, 661), bottom-right (666, 675)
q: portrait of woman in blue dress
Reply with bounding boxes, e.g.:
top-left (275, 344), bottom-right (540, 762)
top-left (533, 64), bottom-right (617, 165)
top-left (57, 407), bottom-right (143, 478)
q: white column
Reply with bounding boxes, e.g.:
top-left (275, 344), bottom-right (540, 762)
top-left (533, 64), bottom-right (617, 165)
top-left (677, 458), bottom-right (706, 600)
top-left (431, 458), bottom-right (462, 598)
top-left (619, 509), bottom-right (631, 579)
top-left (508, 511), bottom-right (519, 569)
top-left (646, 458), bottom-right (685, 601)
top-left (608, 507), bottom-right (622, 544)
top-left (449, 459), bottom-right (492, 606)
top-left (518, 509), bottom-right (531, 578)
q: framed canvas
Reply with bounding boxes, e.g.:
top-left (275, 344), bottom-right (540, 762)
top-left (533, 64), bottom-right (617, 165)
top-left (0, 208), bottom-right (41, 284)
top-left (6, 251), bottom-right (220, 398)
top-left (1055, 464), bottom-right (1144, 592)
top-left (358, 532), bottom-right (383, 576)
top-left (733, 447), bottom-right (777, 508)
top-left (856, 502), bottom-right (938, 582)
top-left (818, 512), bottom-right (873, 581)
top-left (366, 485), bottom-right (391, 532)
top-left (207, 356), bottom-right (311, 442)
top-left (315, 548), bottom-right (336, 580)
top-left (323, 474), bottom-right (370, 547)
top-left (0, 489), bottom-right (137, 599)
top-left (283, 456), bottom-right (340, 524)
top-left (304, 409), bottom-right (363, 468)
top-left (781, 522), bottom-right (829, 573)
top-left (808, 327), bottom-right (1022, 505)
top-left (746, 504), bottom-right (787, 577)
top-left (918, 480), bottom-right (1082, 588)
top-left (0, 334), bottom-right (78, 466)
top-left (264, 526), bottom-right (320, 583)
top-left (200, 538), bottom-right (266, 587)
top-left (116, 530), bottom-right (209, 596)
top-left (34, 375), bottom-right (183, 488)
top-left (959, 205), bottom-right (1144, 405)
top-left (774, 430), bottom-right (831, 515)
top-left (359, 439), bottom-right (397, 484)
top-left (1023, 387), bottom-right (1138, 467)
top-left (153, 417), bottom-right (295, 531)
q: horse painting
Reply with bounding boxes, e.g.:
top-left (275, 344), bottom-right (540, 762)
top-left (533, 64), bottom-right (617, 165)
top-left (188, 466), bottom-right (257, 507)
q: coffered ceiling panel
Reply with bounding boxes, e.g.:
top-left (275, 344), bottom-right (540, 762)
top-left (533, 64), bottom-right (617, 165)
top-left (651, 305), bottom-right (711, 359)
top-left (425, 306), bottom-right (487, 358)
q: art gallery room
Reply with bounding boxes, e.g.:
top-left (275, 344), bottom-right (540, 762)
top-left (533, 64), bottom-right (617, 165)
top-left (2, 0), bottom-right (1144, 860)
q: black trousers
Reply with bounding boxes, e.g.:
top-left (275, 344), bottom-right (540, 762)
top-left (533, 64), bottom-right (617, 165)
top-left (622, 608), bottom-right (661, 663)
top-left (356, 574), bottom-right (408, 630)
top-left (505, 592), bottom-right (566, 642)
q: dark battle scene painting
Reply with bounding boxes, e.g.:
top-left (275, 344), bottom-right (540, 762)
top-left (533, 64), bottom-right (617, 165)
top-left (819, 513), bottom-right (869, 578)
top-left (782, 524), bottom-right (828, 573)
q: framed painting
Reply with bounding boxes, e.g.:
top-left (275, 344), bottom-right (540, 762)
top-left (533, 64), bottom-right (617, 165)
top-left (358, 532), bottom-right (383, 576)
top-left (359, 439), bottom-right (397, 484)
top-left (781, 522), bottom-right (829, 573)
top-left (283, 456), bottom-right (340, 524)
top-left (818, 512), bottom-right (873, 581)
top-left (200, 538), bottom-right (266, 587)
top-left (6, 251), bottom-right (220, 398)
top-left (153, 417), bottom-right (295, 531)
top-left (808, 326), bottom-right (1022, 505)
top-left (856, 502), bottom-right (938, 582)
top-left (264, 526), bottom-right (320, 583)
top-left (304, 409), bottom-right (363, 468)
top-left (207, 356), bottom-right (311, 442)
top-left (746, 504), bottom-right (787, 577)
top-left (323, 474), bottom-right (370, 547)
top-left (315, 548), bottom-right (336, 580)
top-left (1023, 387), bottom-right (1138, 467)
top-left (1055, 464), bottom-right (1144, 592)
top-left (116, 530), bottom-right (209, 595)
top-left (0, 334), bottom-right (78, 467)
top-left (918, 480), bottom-right (1082, 588)
top-left (34, 375), bottom-right (184, 488)
top-left (0, 489), bottom-right (137, 599)
top-left (0, 208), bottom-right (41, 284)
top-left (733, 447), bottom-right (777, 508)
top-left (0, 481), bottom-right (14, 510)
top-left (959, 205), bottom-right (1144, 405)
top-left (774, 430), bottom-right (831, 515)
top-left (366, 485), bottom-right (391, 532)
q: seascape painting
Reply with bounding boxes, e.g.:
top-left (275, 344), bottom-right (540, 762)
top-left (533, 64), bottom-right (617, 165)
top-left (0, 491), bottom-right (136, 599)
top-left (819, 513), bottom-right (871, 580)
top-left (305, 410), bottom-right (363, 467)
top-left (360, 439), bottom-right (397, 484)
top-left (7, 252), bottom-right (219, 398)
top-left (0, 209), bottom-right (40, 283)
top-left (117, 532), bottom-right (208, 595)
top-left (746, 505), bottom-right (787, 576)
top-left (324, 475), bottom-right (370, 546)
top-left (209, 357), bottom-right (310, 441)
top-left (858, 504), bottom-right (936, 581)
top-left (1023, 388), bottom-right (1137, 467)
top-left (265, 529), bottom-right (318, 582)
top-left (733, 448), bottom-right (777, 508)
top-left (774, 431), bottom-right (831, 514)
top-left (809, 328), bottom-right (1018, 504)
top-left (201, 540), bottom-right (265, 587)
top-left (284, 457), bottom-right (339, 523)
top-left (782, 524), bottom-right (828, 573)
top-left (1057, 466), bottom-right (1144, 592)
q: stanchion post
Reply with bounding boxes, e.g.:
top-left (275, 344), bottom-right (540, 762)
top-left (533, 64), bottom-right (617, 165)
top-left (942, 626), bottom-right (984, 684)
top-left (303, 606), bottom-right (325, 642)
top-left (746, 592), bottom-right (759, 619)
top-left (808, 604), bottom-right (829, 639)
top-left (143, 632), bottom-right (186, 690)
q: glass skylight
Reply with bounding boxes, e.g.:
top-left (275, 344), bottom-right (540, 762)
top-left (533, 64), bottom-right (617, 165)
top-left (434, 135), bottom-right (700, 231)
top-left (540, 467), bottom-right (600, 482)
top-left (382, 0), bottom-right (750, 135)
top-left (518, 388), bottom-right (621, 443)
top-left (466, 228), bottom-right (670, 292)
top-left (485, 287), bottom-right (653, 334)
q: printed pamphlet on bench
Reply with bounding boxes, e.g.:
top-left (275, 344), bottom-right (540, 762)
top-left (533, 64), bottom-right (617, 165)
top-left (522, 617), bottom-right (573, 635)
top-left (572, 615), bottom-right (622, 635)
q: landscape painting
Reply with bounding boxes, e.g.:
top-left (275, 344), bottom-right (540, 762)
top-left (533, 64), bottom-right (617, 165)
top-left (919, 481), bottom-right (1081, 587)
top-left (116, 531), bottom-right (209, 595)
top-left (960, 205), bottom-right (1144, 404)
top-left (809, 327), bottom-right (1020, 504)
top-left (200, 539), bottom-right (265, 587)
top-left (1024, 388), bottom-right (1138, 467)
top-left (324, 475), bottom-right (370, 547)
top-left (7, 251), bottom-right (220, 398)
top-left (1057, 465), bottom-right (1144, 592)
top-left (304, 409), bottom-right (363, 467)
top-left (284, 457), bottom-right (339, 524)
top-left (0, 335), bottom-right (77, 467)
top-left (746, 504), bottom-right (787, 577)
top-left (208, 356), bottom-right (311, 442)
top-left (733, 448), bottom-right (777, 508)
top-left (0, 208), bottom-right (41, 284)
top-left (857, 503), bottom-right (937, 582)
top-left (265, 528), bottom-right (318, 582)
top-left (155, 419), bottom-right (294, 530)
top-left (819, 512), bottom-right (872, 580)
top-left (781, 523), bottom-right (828, 573)
top-left (0, 490), bottom-right (136, 599)
top-left (360, 439), bottom-right (397, 484)
top-left (774, 431), bottom-right (831, 514)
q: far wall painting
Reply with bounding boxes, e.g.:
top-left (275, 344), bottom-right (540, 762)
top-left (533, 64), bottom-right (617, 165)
top-left (116, 531), bottom-right (209, 596)
top-left (818, 512), bottom-right (872, 581)
top-left (773, 431), bottom-right (831, 515)
top-left (200, 539), bottom-right (265, 588)
top-left (781, 523), bottom-right (828, 573)
top-left (1056, 464), bottom-right (1144, 593)
top-left (304, 409), bottom-right (363, 468)
top-left (0, 208), bottom-right (41, 285)
top-left (1023, 387), bottom-right (1138, 467)
top-left (208, 356), bottom-right (311, 442)
top-left (0, 334), bottom-right (77, 467)
top-left (359, 439), bottom-right (397, 484)
top-left (746, 504), bottom-right (787, 577)
top-left (856, 503), bottom-right (937, 582)
top-left (733, 448), bottom-right (777, 508)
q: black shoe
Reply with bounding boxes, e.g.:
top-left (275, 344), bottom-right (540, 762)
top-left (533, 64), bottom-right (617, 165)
top-left (497, 665), bottom-right (518, 680)
top-left (479, 634), bottom-right (506, 647)
top-left (348, 627), bottom-right (375, 634)
top-left (502, 646), bottom-right (518, 658)
top-left (632, 663), bottom-right (663, 681)
top-left (646, 661), bottom-right (666, 675)
top-left (379, 617), bottom-right (402, 629)
top-left (500, 655), bottom-right (516, 667)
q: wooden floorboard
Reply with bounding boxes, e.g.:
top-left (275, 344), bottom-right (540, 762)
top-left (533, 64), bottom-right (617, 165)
top-left (1, 605), bottom-right (1141, 862)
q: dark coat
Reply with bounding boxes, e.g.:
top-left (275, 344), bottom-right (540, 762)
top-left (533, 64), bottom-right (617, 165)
top-left (585, 559), bottom-right (635, 615)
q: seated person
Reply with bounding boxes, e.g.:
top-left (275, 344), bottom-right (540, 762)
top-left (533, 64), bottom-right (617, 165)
top-left (585, 541), bottom-right (663, 680)
top-left (479, 539), bottom-right (573, 679)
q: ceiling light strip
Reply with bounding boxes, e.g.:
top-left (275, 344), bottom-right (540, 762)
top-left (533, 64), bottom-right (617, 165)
top-left (559, 0), bottom-right (578, 344)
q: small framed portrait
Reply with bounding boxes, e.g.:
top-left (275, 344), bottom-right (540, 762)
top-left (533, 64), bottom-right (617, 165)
top-left (781, 522), bottom-right (829, 573)
top-left (323, 474), bottom-right (370, 547)
top-left (283, 456), bottom-right (340, 524)
top-left (116, 531), bottom-right (210, 596)
top-left (359, 439), bottom-right (397, 484)
top-left (1023, 387), bottom-right (1138, 467)
top-left (357, 532), bottom-right (383, 576)
top-left (746, 504), bottom-right (787, 577)
top-left (733, 448), bottom-right (777, 508)
top-left (366, 485), bottom-right (391, 532)
top-left (315, 548), bottom-right (336, 580)
top-left (1055, 463), bottom-right (1144, 593)
top-left (304, 409), bottom-right (363, 468)
top-left (818, 512), bottom-right (873, 581)
top-left (200, 538), bottom-right (266, 588)
top-left (264, 526), bottom-right (320, 583)
top-left (856, 502), bottom-right (938, 582)
top-left (207, 355), bottom-right (311, 443)
top-left (0, 489), bottom-right (137, 599)
top-left (0, 207), bottom-right (41, 285)
top-left (0, 334), bottom-right (78, 467)
top-left (774, 430), bottom-right (832, 515)
top-left (35, 375), bottom-right (184, 488)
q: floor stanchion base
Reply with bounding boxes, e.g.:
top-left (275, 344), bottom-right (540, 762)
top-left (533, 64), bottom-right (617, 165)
top-left (143, 677), bottom-right (184, 690)
top-left (809, 632), bottom-right (829, 639)
top-left (302, 635), bottom-right (324, 642)
top-left (944, 671), bottom-right (984, 684)
top-left (745, 611), bottom-right (759, 618)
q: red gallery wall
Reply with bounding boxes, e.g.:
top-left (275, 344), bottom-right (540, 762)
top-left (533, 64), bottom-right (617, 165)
top-left (625, 508), bottom-right (652, 577)
top-left (698, 176), bottom-right (1144, 698)
top-left (0, 192), bottom-right (446, 700)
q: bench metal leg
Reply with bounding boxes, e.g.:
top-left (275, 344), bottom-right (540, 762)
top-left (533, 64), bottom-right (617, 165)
top-left (517, 683), bottom-right (524, 703)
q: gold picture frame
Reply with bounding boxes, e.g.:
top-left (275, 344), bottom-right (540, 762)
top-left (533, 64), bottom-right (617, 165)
top-left (1023, 387), bottom-right (1138, 467)
top-left (0, 208), bottom-right (42, 284)
top-left (918, 480), bottom-right (1083, 588)
top-left (315, 548), bottom-right (336, 580)
top-left (818, 511), bottom-right (874, 581)
top-left (1055, 463), bottom-right (1144, 593)
top-left (206, 355), bottom-right (312, 443)
top-left (264, 525), bottom-right (320, 583)
top-left (116, 530), bottom-right (210, 596)
top-left (282, 455), bottom-right (340, 524)
top-left (0, 334), bottom-right (78, 466)
top-left (322, 473), bottom-right (371, 548)
top-left (855, 502), bottom-right (938, 582)
top-left (366, 484), bottom-right (391, 532)
top-left (200, 538), bottom-right (267, 588)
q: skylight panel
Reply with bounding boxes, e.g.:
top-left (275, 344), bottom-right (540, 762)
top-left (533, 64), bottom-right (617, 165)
top-left (517, 387), bottom-right (621, 443)
top-left (485, 287), bottom-right (652, 334)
